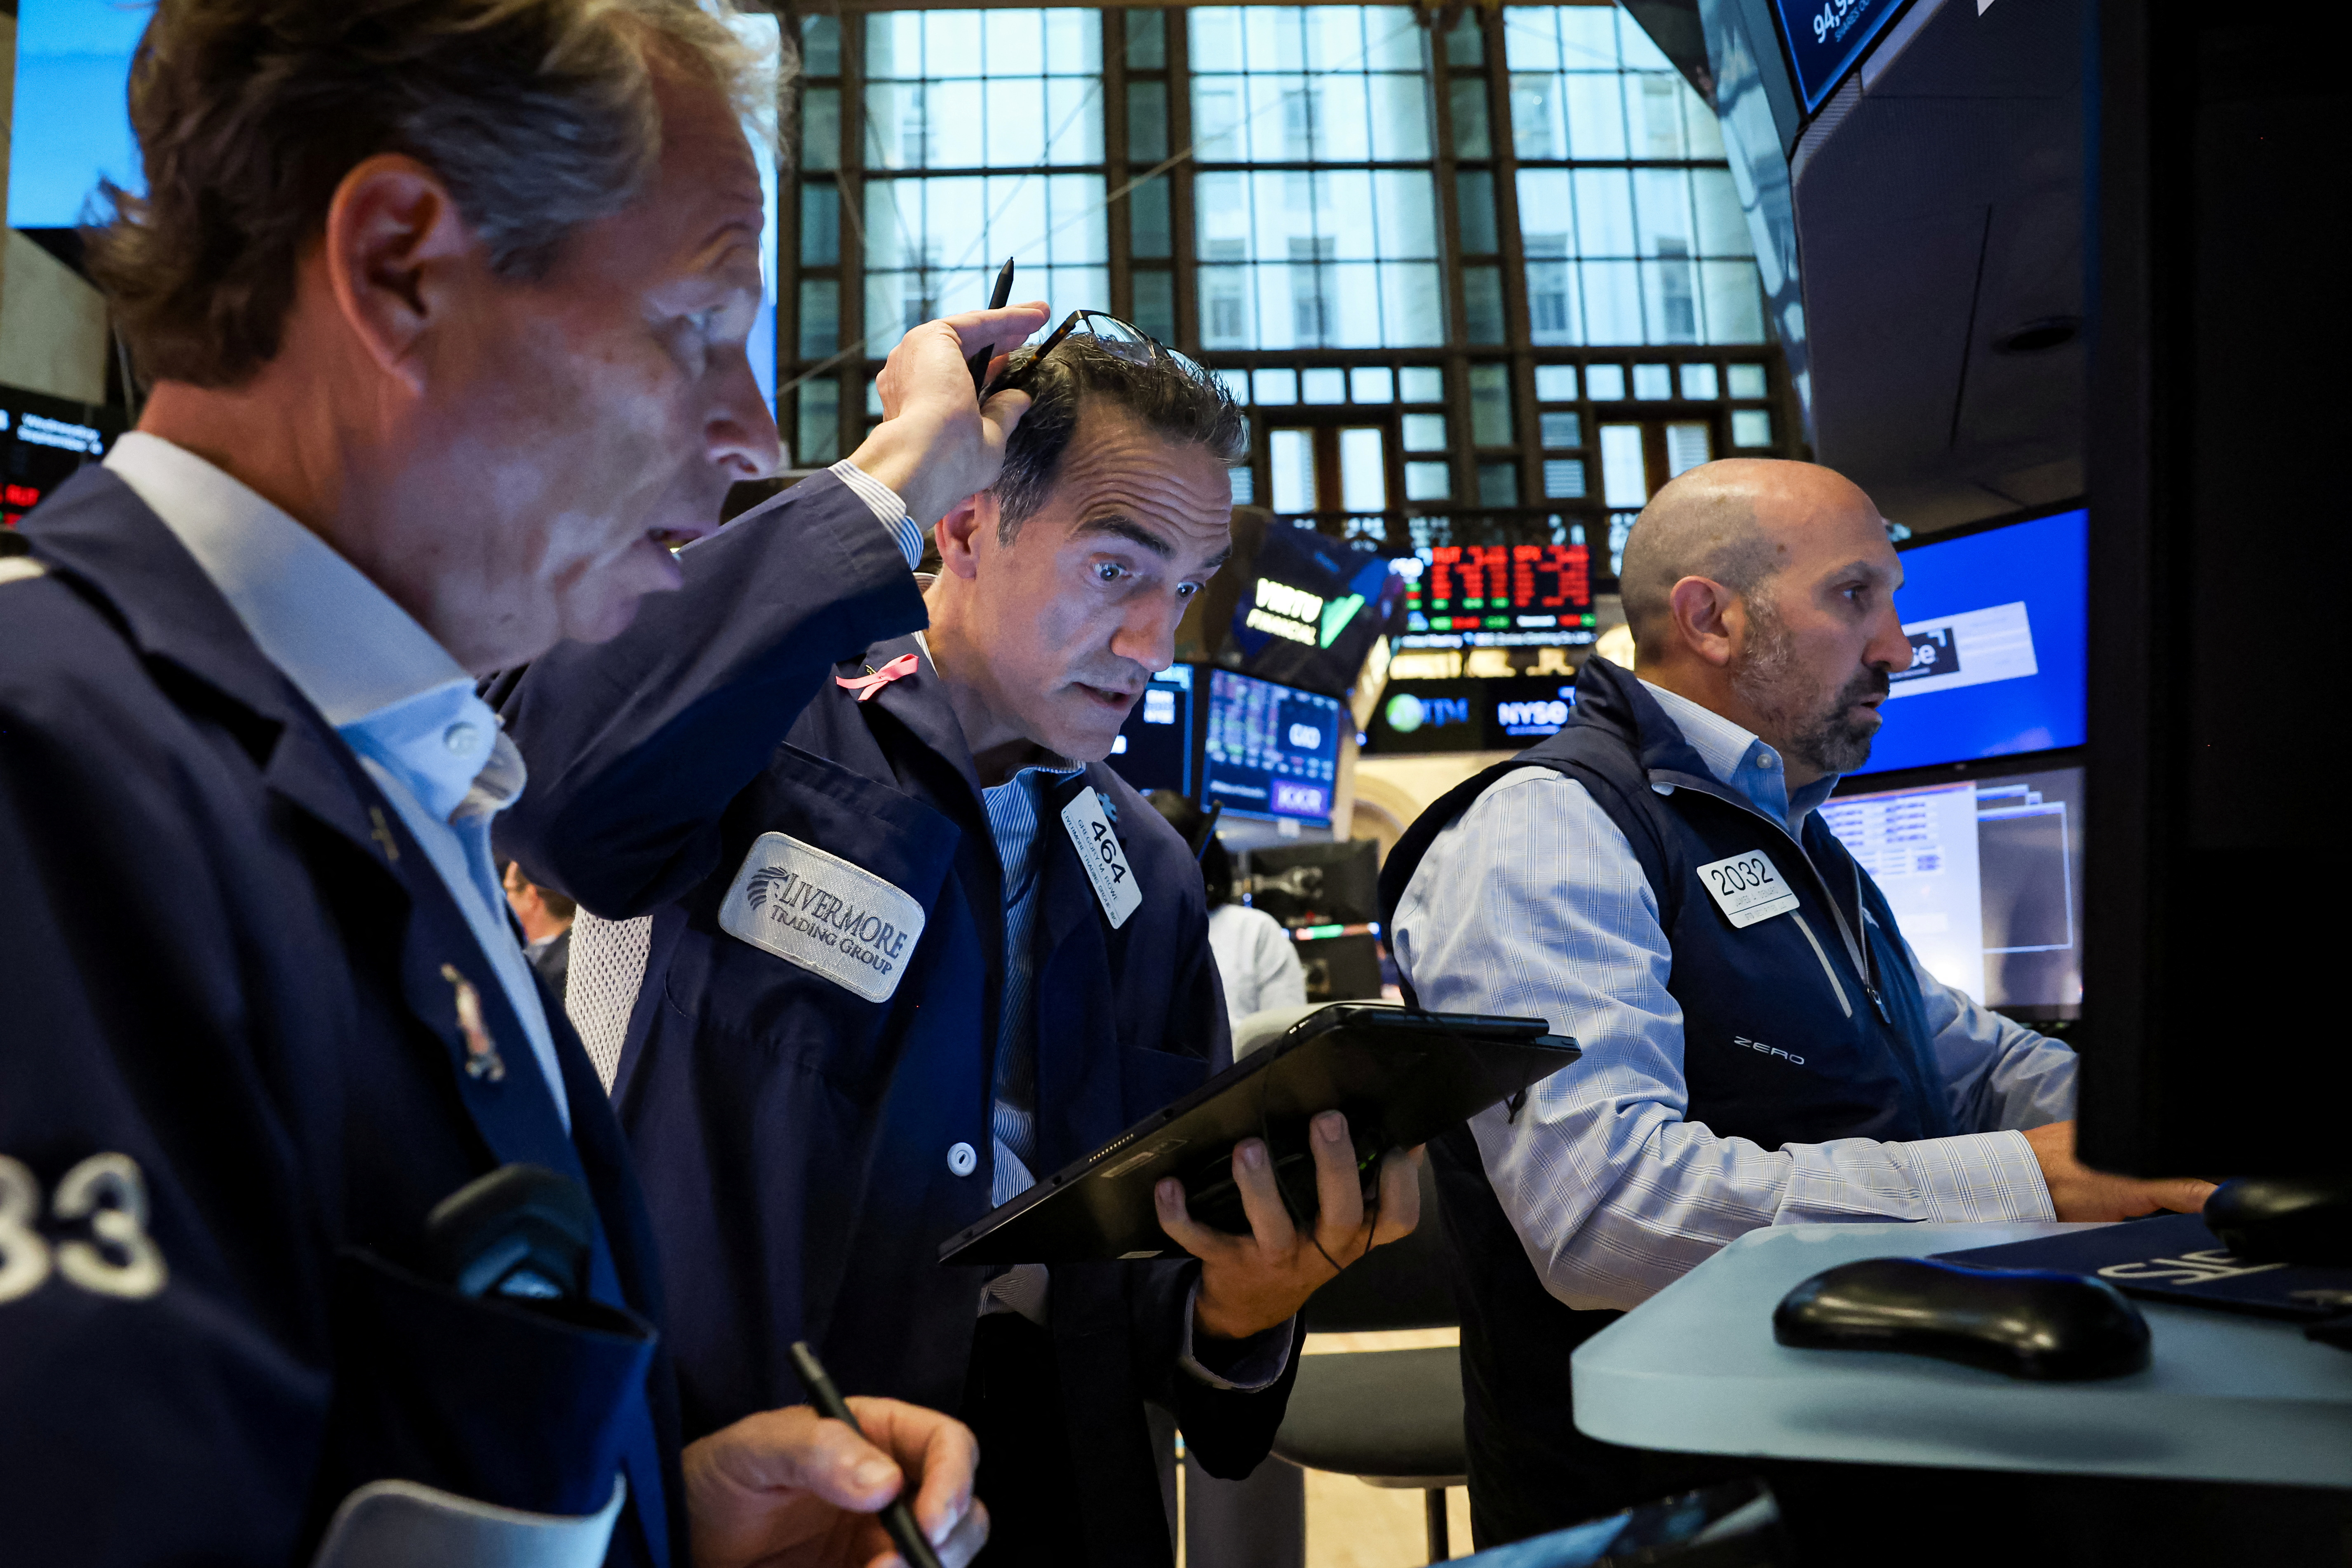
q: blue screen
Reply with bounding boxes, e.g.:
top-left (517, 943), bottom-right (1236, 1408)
top-left (1770, 0), bottom-right (1913, 113)
top-left (1851, 507), bottom-right (2086, 777)
top-left (1201, 669), bottom-right (1342, 826)
top-left (8, 0), bottom-right (148, 228)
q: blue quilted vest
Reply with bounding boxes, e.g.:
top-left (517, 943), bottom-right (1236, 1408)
top-left (1376, 656), bottom-right (1956, 1542)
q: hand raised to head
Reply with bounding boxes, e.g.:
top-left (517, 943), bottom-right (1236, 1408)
top-left (853, 304), bottom-right (1052, 530)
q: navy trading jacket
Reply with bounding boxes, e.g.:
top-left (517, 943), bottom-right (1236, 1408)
top-left (1377, 656), bottom-right (1959, 1542)
top-left (497, 478), bottom-right (1299, 1567)
top-left (0, 469), bottom-right (766, 1565)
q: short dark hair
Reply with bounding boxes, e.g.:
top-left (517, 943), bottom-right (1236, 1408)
top-left (86, 0), bottom-right (763, 389)
top-left (991, 334), bottom-right (1248, 543)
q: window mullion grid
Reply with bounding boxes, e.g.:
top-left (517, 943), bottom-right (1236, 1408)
top-left (1483, 7), bottom-right (1546, 540)
top-left (1104, 9), bottom-right (1133, 322)
top-left (1167, 8), bottom-right (1200, 358)
top-left (1425, 14), bottom-right (1467, 543)
top-left (839, 10), bottom-right (868, 460)
top-left (776, 21), bottom-right (804, 462)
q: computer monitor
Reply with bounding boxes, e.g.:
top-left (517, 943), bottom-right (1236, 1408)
top-left (1, 390), bottom-right (116, 530)
top-left (1851, 506), bottom-right (2088, 778)
top-left (1200, 669), bottom-right (1343, 828)
top-left (1241, 839), bottom-right (1380, 929)
top-left (1818, 755), bottom-right (2084, 1021)
top-left (1105, 666), bottom-right (1194, 797)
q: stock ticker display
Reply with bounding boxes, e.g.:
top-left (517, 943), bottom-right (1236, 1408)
top-left (1399, 544), bottom-right (1597, 651)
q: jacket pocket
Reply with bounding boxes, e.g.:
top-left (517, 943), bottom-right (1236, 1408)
top-left (311, 1246), bottom-right (655, 1524)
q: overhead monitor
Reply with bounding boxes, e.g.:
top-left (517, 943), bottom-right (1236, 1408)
top-left (1397, 543), bottom-right (1596, 655)
top-left (1200, 669), bottom-right (1342, 828)
top-left (1768, 0), bottom-right (1917, 114)
top-left (1852, 506), bottom-right (2087, 778)
top-left (1818, 758), bottom-right (2084, 1020)
top-left (1105, 666), bottom-right (1195, 797)
top-left (1, 389), bottom-right (118, 530)
top-left (1226, 522), bottom-right (1411, 698)
top-left (1366, 677), bottom-right (1580, 755)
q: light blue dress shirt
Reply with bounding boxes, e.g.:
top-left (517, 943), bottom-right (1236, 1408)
top-left (105, 432), bottom-right (572, 1129)
top-left (1392, 677), bottom-right (2077, 1312)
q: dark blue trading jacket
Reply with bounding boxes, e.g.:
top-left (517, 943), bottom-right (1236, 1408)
top-left (1377, 655), bottom-right (1959, 1545)
top-left (496, 475), bottom-right (1299, 1566)
top-left (0, 470), bottom-right (685, 1566)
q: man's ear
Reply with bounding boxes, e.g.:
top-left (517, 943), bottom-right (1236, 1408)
top-left (1666, 575), bottom-right (1742, 669)
top-left (933, 491), bottom-right (996, 581)
top-left (318, 153), bottom-right (481, 395)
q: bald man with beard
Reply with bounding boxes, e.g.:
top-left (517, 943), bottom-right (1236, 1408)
top-left (1376, 460), bottom-right (2212, 1547)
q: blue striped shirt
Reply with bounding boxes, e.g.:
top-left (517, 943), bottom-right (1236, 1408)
top-left (981, 756), bottom-right (1086, 1208)
top-left (1392, 678), bottom-right (2076, 1312)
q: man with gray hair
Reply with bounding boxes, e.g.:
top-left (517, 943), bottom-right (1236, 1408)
top-left (498, 315), bottom-right (1423, 1566)
top-left (0, 1), bottom-right (1020, 1562)
top-left (1378, 459), bottom-right (2212, 1547)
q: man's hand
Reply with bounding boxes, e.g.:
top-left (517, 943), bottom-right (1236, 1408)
top-left (1154, 1110), bottom-right (1422, 1342)
top-left (684, 1398), bottom-right (989, 1568)
top-left (2023, 1120), bottom-right (2215, 1222)
top-left (848, 303), bottom-right (1052, 528)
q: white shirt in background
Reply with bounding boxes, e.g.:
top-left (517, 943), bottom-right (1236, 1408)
top-left (1207, 902), bottom-right (1309, 1032)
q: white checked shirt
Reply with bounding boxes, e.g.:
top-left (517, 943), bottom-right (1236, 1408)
top-left (1391, 678), bottom-right (2077, 1312)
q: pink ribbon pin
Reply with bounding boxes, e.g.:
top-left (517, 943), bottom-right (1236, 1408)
top-left (835, 652), bottom-right (920, 702)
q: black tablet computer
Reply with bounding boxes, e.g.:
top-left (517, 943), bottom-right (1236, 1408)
top-left (938, 1003), bottom-right (1579, 1266)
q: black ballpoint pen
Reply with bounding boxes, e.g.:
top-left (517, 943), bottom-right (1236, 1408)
top-left (789, 1340), bottom-right (947, 1568)
top-left (966, 255), bottom-right (1017, 399)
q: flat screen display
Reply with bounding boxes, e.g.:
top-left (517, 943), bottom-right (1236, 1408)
top-left (1398, 543), bottom-right (1596, 653)
top-left (1819, 761), bottom-right (2084, 1018)
top-left (1105, 665), bottom-right (1194, 796)
top-left (1227, 523), bottom-right (1411, 698)
top-left (1771, 0), bottom-right (1915, 113)
top-left (1, 390), bottom-right (116, 530)
top-left (1852, 507), bottom-right (2086, 777)
top-left (1201, 669), bottom-right (1342, 826)
top-left (1366, 676), bottom-right (1580, 755)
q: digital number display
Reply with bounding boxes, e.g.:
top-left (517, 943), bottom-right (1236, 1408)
top-left (1769, 0), bottom-right (1910, 112)
top-left (1403, 544), bottom-right (1593, 638)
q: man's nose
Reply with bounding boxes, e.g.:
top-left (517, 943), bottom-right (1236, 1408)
top-left (1864, 601), bottom-right (1911, 671)
top-left (1109, 594), bottom-right (1181, 674)
top-left (708, 354), bottom-right (783, 482)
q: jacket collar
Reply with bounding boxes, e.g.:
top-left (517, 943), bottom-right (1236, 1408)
top-left (1571, 655), bottom-right (1725, 794)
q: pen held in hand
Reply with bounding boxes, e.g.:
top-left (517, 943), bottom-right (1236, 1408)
top-left (966, 255), bottom-right (1017, 400)
top-left (788, 1340), bottom-right (948, 1568)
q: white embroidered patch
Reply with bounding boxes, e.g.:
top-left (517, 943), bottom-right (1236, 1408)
top-left (1061, 786), bottom-right (1141, 929)
top-left (718, 832), bottom-right (925, 1004)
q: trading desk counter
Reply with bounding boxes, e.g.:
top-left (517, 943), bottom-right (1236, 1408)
top-left (1572, 1221), bottom-right (2352, 1488)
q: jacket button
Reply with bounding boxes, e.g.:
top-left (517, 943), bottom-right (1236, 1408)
top-left (947, 1141), bottom-right (978, 1177)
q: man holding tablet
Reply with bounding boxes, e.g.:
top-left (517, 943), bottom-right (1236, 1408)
top-left (500, 316), bottom-right (1419, 1566)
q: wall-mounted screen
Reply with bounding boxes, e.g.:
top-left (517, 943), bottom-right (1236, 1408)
top-left (1819, 759), bottom-right (2084, 1020)
top-left (1397, 543), bottom-right (1596, 655)
top-left (1105, 665), bottom-right (1194, 797)
top-left (1770, 0), bottom-right (1916, 113)
top-left (1852, 506), bottom-right (2086, 777)
top-left (1201, 669), bottom-right (1342, 827)
top-left (1365, 676), bottom-right (1581, 755)
top-left (1, 387), bottom-right (117, 530)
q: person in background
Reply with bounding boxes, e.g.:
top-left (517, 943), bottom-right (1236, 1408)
top-left (1147, 790), bottom-right (1307, 1033)
top-left (498, 323), bottom-right (1422, 1566)
top-left (1381, 458), bottom-right (2214, 1548)
top-left (506, 860), bottom-right (578, 998)
top-left (0, 1), bottom-right (1015, 1561)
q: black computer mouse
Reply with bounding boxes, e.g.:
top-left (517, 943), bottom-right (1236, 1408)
top-left (2204, 1176), bottom-right (2352, 1266)
top-left (1774, 1256), bottom-right (2151, 1380)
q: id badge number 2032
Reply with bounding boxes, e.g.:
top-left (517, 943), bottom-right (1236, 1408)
top-left (1695, 849), bottom-right (1800, 929)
